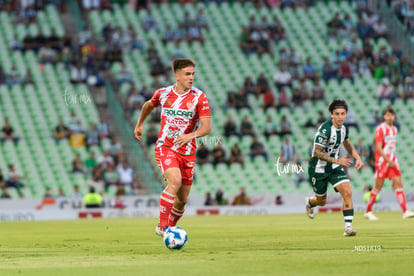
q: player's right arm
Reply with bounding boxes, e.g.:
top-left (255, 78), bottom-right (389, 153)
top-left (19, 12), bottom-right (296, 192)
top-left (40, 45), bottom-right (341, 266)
top-left (313, 124), bottom-right (352, 167)
top-left (134, 100), bottom-right (155, 140)
top-left (135, 89), bottom-right (163, 140)
top-left (313, 145), bottom-right (352, 167)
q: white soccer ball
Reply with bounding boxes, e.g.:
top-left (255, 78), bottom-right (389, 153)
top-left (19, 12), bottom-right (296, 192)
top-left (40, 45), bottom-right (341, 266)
top-left (163, 226), bottom-right (188, 250)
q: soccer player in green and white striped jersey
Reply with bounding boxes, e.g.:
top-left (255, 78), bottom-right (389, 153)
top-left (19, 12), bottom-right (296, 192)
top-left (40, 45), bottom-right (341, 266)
top-left (305, 99), bottom-right (363, 237)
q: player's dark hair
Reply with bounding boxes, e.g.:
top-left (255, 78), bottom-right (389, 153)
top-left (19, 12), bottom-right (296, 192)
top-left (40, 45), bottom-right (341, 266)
top-left (328, 99), bottom-right (348, 113)
top-left (172, 59), bottom-right (196, 72)
top-left (383, 106), bottom-right (395, 116)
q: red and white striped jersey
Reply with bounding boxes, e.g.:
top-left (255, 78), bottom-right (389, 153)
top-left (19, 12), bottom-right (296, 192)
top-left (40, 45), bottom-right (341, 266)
top-left (150, 85), bottom-right (210, 155)
top-left (375, 122), bottom-right (398, 166)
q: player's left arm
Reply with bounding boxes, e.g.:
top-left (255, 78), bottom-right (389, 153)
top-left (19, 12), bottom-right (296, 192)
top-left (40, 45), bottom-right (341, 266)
top-left (175, 117), bottom-right (211, 147)
top-left (343, 139), bottom-right (363, 170)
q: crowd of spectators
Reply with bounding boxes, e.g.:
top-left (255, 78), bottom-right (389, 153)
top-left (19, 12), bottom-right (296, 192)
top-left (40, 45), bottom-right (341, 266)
top-left (243, 3), bottom-right (414, 114)
top-left (162, 9), bottom-right (208, 45)
top-left (239, 14), bottom-right (286, 56)
top-left (48, 110), bottom-right (139, 197)
top-left (0, 0), bottom-right (68, 24)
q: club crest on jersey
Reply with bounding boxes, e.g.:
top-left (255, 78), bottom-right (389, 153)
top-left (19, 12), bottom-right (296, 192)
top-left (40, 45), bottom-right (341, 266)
top-left (186, 102), bottom-right (194, 109)
top-left (164, 159), bottom-right (172, 166)
top-left (163, 108), bottom-right (194, 119)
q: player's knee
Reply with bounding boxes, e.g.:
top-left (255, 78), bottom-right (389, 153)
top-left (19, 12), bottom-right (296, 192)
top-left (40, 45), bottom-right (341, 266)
top-left (167, 175), bottom-right (182, 187)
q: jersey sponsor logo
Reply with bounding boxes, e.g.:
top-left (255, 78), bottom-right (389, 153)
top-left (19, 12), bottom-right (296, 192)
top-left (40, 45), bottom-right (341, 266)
top-left (163, 108), bottom-right (194, 119)
top-left (166, 117), bottom-right (188, 126)
top-left (384, 136), bottom-right (396, 143)
top-left (316, 131), bottom-right (328, 138)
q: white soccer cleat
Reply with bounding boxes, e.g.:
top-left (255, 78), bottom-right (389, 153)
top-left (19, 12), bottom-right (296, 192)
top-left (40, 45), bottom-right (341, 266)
top-left (402, 210), bottom-right (414, 219)
top-left (304, 197), bottom-right (315, 219)
top-left (364, 212), bottom-right (379, 221)
top-left (155, 225), bottom-right (167, 237)
top-left (343, 228), bottom-right (357, 237)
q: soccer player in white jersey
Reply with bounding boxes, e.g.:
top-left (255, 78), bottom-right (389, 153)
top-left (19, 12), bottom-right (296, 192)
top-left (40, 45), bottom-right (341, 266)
top-left (305, 99), bottom-right (363, 237)
top-left (364, 107), bottom-right (414, 220)
top-left (134, 59), bottom-right (211, 236)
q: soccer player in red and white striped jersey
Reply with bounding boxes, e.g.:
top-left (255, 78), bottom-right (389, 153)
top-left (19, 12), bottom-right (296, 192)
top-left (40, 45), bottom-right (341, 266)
top-left (364, 107), bottom-right (414, 220)
top-left (134, 59), bottom-right (211, 236)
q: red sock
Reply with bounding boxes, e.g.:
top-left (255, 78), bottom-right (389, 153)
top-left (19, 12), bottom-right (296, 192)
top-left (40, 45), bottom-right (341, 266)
top-left (366, 188), bottom-right (379, 213)
top-left (168, 207), bottom-right (184, 227)
top-left (159, 191), bottom-right (175, 229)
top-left (396, 188), bottom-right (407, 213)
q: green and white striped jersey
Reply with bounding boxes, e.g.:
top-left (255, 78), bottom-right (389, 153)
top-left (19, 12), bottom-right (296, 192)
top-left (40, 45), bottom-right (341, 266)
top-left (310, 120), bottom-right (349, 174)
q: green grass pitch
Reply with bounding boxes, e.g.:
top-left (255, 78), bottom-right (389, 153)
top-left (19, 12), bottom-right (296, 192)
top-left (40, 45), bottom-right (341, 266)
top-left (0, 212), bottom-right (413, 275)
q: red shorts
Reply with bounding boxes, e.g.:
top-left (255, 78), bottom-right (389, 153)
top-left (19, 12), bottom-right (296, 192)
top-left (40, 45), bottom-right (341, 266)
top-left (375, 162), bottom-right (401, 180)
top-left (154, 146), bottom-right (196, 186)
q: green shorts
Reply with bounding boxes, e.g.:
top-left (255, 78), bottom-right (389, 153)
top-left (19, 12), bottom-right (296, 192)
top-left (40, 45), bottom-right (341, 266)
top-left (308, 166), bottom-right (349, 196)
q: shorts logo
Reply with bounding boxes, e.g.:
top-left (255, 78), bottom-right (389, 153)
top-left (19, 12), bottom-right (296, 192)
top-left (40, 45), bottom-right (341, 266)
top-left (164, 159), bottom-right (172, 166)
top-left (188, 168), bottom-right (195, 180)
top-left (187, 162), bottom-right (195, 167)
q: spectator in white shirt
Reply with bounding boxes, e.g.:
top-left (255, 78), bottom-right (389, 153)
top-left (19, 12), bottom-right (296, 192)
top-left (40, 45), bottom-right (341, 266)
top-left (274, 66), bottom-right (292, 91)
top-left (377, 78), bottom-right (395, 104)
top-left (116, 62), bottom-right (133, 85)
top-left (96, 116), bottom-right (110, 139)
top-left (98, 150), bottom-right (114, 170)
top-left (70, 62), bottom-right (87, 84)
top-left (117, 162), bottom-right (134, 187)
top-left (345, 108), bottom-right (360, 132)
top-left (9, 35), bottom-right (22, 51)
top-left (279, 138), bottom-right (296, 163)
top-left (71, 185), bottom-right (83, 200)
top-left (373, 18), bottom-right (388, 40)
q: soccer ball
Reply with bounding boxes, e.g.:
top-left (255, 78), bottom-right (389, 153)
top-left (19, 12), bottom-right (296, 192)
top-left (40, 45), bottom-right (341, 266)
top-left (163, 226), bottom-right (188, 250)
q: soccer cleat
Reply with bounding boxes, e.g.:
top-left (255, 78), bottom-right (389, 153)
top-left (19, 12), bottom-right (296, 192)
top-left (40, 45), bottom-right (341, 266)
top-left (155, 225), bottom-right (168, 237)
top-left (304, 197), bottom-right (315, 219)
top-left (364, 212), bottom-right (379, 221)
top-left (402, 210), bottom-right (414, 219)
top-left (343, 228), bottom-right (357, 237)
